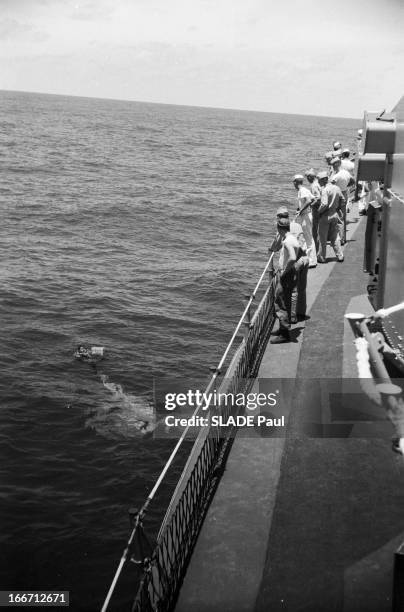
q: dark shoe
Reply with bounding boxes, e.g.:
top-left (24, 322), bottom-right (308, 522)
top-left (297, 314), bottom-right (307, 321)
top-left (317, 256), bottom-right (326, 264)
top-left (337, 256), bottom-right (344, 262)
top-left (392, 438), bottom-right (403, 454)
top-left (270, 334), bottom-right (290, 344)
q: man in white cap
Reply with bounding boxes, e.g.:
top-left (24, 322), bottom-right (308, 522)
top-left (333, 141), bottom-right (343, 157)
top-left (317, 171), bottom-right (344, 263)
top-left (340, 149), bottom-right (355, 175)
top-left (325, 152), bottom-right (334, 175)
top-left (268, 206), bottom-right (309, 323)
top-left (293, 174), bottom-right (317, 267)
top-left (269, 205), bottom-right (306, 249)
top-left (305, 168), bottom-right (321, 252)
top-left (268, 205), bottom-right (290, 253)
top-left (270, 217), bottom-right (300, 343)
top-left (330, 157), bottom-right (354, 243)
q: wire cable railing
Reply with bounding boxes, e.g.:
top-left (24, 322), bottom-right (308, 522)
top-left (101, 251), bottom-right (277, 612)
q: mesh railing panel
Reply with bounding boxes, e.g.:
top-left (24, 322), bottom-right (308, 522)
top-left (131, 276), bottom-right (277, 612)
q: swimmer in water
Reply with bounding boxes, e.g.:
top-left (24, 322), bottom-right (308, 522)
top-left (76, 345), bottom-right (91, 359)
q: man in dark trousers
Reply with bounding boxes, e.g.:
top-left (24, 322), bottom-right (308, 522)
top-left (269, 207), bottom-right (309, 324)
top-left (270, 217), bottom-right (300, 344)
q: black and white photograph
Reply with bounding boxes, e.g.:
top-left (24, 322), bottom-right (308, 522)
top-left (1, 0), bottom-right (404, 610)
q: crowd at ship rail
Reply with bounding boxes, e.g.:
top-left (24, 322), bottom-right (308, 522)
top-left (268, 134), bottom-right (377, 345)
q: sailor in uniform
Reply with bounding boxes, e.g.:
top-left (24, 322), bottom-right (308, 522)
top-left (293, 174), bottom-right (317, 267)
top-left (330, 156), bottom-right (354, 244)
top-left (269, 206), bottom-right (309, 323)
top-left (305, 168), bottom-right (321, 253)
top-left (317, 171), bottom-right (344, 263)
top-left (270, 217), bottom-right (300, 344)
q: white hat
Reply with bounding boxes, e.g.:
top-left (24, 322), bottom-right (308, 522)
top-left (276, 205), bottom-right (289, 217)
top-left (293, 174), bottom-right (304, 182)
top-left (333, 141), bottom-right (341, 150)
top-left (305, 168), bottom-right (316, 177)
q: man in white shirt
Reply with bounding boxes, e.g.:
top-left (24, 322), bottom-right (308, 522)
top-left (330, 157), bottom-right (352, 191)
top-left (293, 174), bottom-right (317, 267)
top-left (317, 171), bottom-right (344, 263)
top-left (333, 141), bottom-right (343, 157)
top-left (340, 149), bottom-right (355, 175)
top-left (270, 217), bottom-right (300, 344)
top-left (305, 168), bottom-right (321, 252)
top-left (330, 157), bottom-right (354, 244)
top-left (268, 207), bottom-right (309, 324)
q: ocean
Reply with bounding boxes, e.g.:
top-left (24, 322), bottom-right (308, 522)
top-left (0, 90), bottom-right (358, 610)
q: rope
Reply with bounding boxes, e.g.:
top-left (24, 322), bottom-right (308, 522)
top-left (375, 301), bottom-right (404, 318)
top-left (354, 337), bottom-right (382, 407)
top-left (355, 337), bottom-right (372, 378)
top-left (100, 251), bottom-right (275, 611)
top-left (386, 187), bottom-right (404, 206)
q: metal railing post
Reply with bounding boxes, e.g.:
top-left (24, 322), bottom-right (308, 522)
top-left (242, 295), bottom-right (252, 340)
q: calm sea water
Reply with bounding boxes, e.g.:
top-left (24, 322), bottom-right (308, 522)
top-left (0, 90), bottom-right (358, 610)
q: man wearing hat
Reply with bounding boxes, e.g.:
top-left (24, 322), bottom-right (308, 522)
top-left (268, 207), bottom-right (309, 323)
top-left (340, 149), bottom-right (355, 175)
top-left (317, 171), bottom-right (344, 263)
top-left (293, 174), bottom-right (317, 267)
top-left (268, 206), bottom-right (290, 254)
top-left (330, 157), bottom-right (354, 243)
top-left (305, 168), bottom-right (321, 252)
top-left (332, 141), bottom-right (343, 157)
top-left (270, 217), bottom-right (300, 343)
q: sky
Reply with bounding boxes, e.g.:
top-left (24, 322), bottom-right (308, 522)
top-left (0, 0), bottom-right (403, 118)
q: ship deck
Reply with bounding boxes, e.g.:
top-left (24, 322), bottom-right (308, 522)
top-left (175, 209), bottom-right (404, 612)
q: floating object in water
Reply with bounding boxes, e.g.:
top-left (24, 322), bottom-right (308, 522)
top-left (74, 345), bottom-right (105, 363)
top-left (90, 346), bottom-right (104, 356)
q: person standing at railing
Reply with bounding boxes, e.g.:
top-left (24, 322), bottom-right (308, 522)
top-left (332, 140), bottom-right (343, 157)
top-left (269, 217), bottom-right (300, 344)
top-left (329, 156), bottom-right (355, 244)
top-left (271, 206), bottom-right (309, 323)
top-left (293, 174), bottom-right (317, 267)
top-left (305, 169), bottom-right (321, 253)
top-left (341, 148), bottom-right (355, 175)
top-left (317, 171), bottom-right (344, 263)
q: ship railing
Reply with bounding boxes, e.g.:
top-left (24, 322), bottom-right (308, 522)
top-left (101, 251), bottom-right (278, 612)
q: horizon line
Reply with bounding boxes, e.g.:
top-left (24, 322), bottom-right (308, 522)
top-left (0, 87), bottom-right (360, 122)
